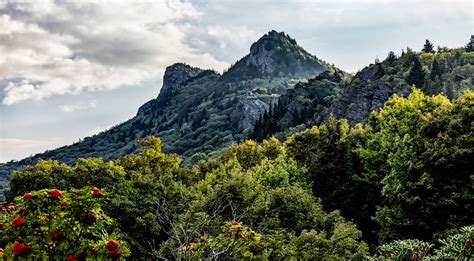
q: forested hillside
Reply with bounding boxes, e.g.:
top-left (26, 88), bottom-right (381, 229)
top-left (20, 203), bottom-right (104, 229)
top-left (251, 43), bottom-right (474, 140)
top-left (2, 89), bottom-right (472, 259)
top-left (0, 31), bottom-right (339, 185)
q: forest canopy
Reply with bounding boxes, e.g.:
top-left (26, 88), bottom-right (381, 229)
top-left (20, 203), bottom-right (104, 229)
top-left (1, 88), bottom-right (472, 259)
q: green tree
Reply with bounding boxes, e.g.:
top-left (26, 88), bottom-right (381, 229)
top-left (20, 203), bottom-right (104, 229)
top-left (465, 35), bottom-right (474, 52)
top-left (406, 57), bottom-right (425, 88)
top-left (286, 116), bottom-right (380, 245)
top-left (362, 89), bottom-right (474, 242)
top-left (430, 58), bottom-right (442, 81)
top-left (386, 51), bottom-right (397, 64)
top-left (422, 39), bottom-right (434, 53)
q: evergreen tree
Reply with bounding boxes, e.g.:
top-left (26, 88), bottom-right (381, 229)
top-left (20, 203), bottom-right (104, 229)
top-left (430, 58), bottom-right (442, 81)
top-left (422, 39), bottom-right (434, 53)
top-left (374, 63), bottom-right (385, 79)
top-left (465, 35), bottom-right (474, 52)
top-left (401, 48), bottom-right (416, 68)
top-left (407, 57), bottom-right (425, 88)
top-left (386, 51), bottom-right (397, 64)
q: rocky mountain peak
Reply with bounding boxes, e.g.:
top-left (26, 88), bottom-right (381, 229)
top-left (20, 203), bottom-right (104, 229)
top-left (137, 63), bottom-right (203, 115)
top-left (222, 30), bottom-right (326, 80)
top-left (249, 30), bottom-right (298, 55)
top-left (161, 63), bottom-right (203, 94)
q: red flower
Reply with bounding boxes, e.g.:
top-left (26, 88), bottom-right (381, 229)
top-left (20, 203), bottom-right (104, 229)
top-left (66, 255), bottom-right (77, 261)
top-left (91, 187), bottom-right (102, 198)
top-left (13, 242), bottom-right (25, 256)
top-left (231, 220), bottom-right (239, 226)
top-left (107, 249), bottom-right (121, 259)
top-left (23, 193), bottom-right (33, 199)
top-left (49, 189), bottom-right (62, 199)
top-left (106, 239), bottom-right (119, 250)
top-left (18, 207), bottom-right (25, 214)
top-left (12, 241), bottom-right (31, 257)
top-left (12, 216), bottom-right (26, 228)
top-left (83, 212), bottom-right (97, 225)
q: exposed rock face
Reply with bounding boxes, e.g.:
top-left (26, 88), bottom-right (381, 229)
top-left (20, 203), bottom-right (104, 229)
top-left (138, 63), bottom-right (203, 114)
top-left (238, 92), bottom-right (269, 130)
top-left (249, 70), bottom-right (347, 141)
top-left (330, 61), bottom-right (411, 124)
top-left (161, 63), bottom-right (203, 95)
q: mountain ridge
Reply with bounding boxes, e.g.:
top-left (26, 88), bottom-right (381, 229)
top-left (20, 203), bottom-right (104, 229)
top-left (0, 30), bottom-right (335, 186)
top-left (2, 33), bottom-right (472, 192)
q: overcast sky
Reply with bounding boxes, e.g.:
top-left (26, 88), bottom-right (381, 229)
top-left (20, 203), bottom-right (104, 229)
top-left (0, 0), bottom-right (472, 162)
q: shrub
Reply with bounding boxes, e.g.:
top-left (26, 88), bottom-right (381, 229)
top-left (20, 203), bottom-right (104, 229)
top-left (0, 187), bottom-right (130, 259)
top-left (435, 225), bottom-right (474, 259)
top-left (376, 239), bottom-right (433, 260)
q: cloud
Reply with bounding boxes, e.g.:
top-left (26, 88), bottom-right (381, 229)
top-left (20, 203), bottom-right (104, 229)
top-left (191, 25), bottom-right (262, 62)
top-left (0, 138), bottom-right (64, 162)
top-left (59, 100), bottom-right (97, 113)
top-left (190, 0), bottom-right (471, 72)
top-left (0, 0), bottom-right (229, 105)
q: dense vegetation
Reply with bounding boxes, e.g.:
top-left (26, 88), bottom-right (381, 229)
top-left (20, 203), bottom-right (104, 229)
top-left (2, 88), bottom-right (472, 259)
top-left (253, 40), bottom-right (474, 141)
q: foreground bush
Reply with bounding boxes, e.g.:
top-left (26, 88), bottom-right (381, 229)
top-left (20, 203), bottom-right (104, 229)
top-left (435, 225), bottom-right (474, 259)
top-left (376, 225), bottom-right (474, 260)
top-left (376, 239), bottom-right (433, 260)
top-left (0, 187), bottom-right (130, 259)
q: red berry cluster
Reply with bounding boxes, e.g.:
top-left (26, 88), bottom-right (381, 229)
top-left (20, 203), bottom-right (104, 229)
top-left (106, 240), bottom-right (122, 259)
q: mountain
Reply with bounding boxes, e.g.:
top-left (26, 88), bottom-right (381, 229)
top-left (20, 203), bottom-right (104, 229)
top-left (2, 34), bottom-right (472, 190)
top-left (250, 47), bottom-right (474, 140)
top-left (221, 30), bottom-right (327, 80)
top-left (0, 31), bottom-right (337, 185)
top-left (332, 48), bottom-right (474, 123)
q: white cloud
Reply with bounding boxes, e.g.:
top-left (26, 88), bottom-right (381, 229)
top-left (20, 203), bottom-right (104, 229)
top-left (0, 0), bottom-right (229, 105)
top-left (59, 100), bottom-right (97, 113)
top-left (0, 138), bottom-right (64, 162)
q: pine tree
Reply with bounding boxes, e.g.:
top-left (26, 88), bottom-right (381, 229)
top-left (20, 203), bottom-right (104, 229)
top-left (422, 39), bottom-right (434, 53)
top-left (430, 58), bottom-right (442, 81)
top-left (465, 35), bottom-right (474, 52)
top-left (407, 57), bottom-right (425, 88)
top-left (374, 63), bottom-right (385, 79)
top-left (386, 51), bottom-right (397, 64)
top-left (402, 48), bottom-right (416, 68)
top-left (445, 84), bottom-right (454, 99)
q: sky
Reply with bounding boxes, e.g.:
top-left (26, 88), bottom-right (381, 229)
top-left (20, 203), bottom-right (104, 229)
top-left (0, 0), bottom-right (472, 163)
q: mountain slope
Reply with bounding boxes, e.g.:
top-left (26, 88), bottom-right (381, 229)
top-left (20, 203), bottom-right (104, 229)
top-left (0, 31), bottom-right (337, 183)
top-left (249, 47), bottom-right (473, 140)
top-left (250, 69), bottom-right (349, 141)
top-left (332, 48), bottom-right (474, 124)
